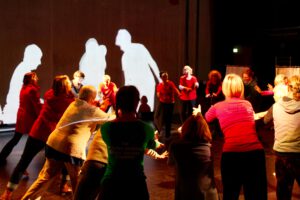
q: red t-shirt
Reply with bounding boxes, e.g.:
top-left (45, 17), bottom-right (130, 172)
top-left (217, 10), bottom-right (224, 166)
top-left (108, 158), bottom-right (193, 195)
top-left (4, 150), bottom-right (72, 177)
top-left (156, 80), bottom-right (178, 103)
top-left (179, 75), bottom-right (198, 101)
top-left (29, 89), bottom-right (74, 142)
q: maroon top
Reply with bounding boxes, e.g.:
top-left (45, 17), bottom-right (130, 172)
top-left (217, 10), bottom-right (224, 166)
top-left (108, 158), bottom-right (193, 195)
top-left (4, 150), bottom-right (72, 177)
top-left (29, 89), bottom-right (74, 142)
top-left (156, 80), bottom-right (178, 103)
top-left (15, 84), bottom-right (41, 134)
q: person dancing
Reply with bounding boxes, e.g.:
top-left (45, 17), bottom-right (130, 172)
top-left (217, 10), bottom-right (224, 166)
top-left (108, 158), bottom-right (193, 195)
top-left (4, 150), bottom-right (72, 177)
top-left (0, 75), bottom-right (74, 200)
top-left (0, 72), bottom-right (41, 165)
top-left (179, 65), bottom-right (199, 123)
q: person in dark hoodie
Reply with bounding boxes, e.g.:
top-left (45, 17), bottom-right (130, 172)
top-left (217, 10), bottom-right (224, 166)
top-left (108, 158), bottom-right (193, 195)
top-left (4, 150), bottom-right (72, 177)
top-left (263, 75), bottom-right (300, 200)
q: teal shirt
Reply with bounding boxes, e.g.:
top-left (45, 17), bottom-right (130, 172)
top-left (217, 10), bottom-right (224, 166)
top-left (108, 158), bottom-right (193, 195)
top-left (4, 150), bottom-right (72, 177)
top-left (101, 120), bottom-right (155, 181)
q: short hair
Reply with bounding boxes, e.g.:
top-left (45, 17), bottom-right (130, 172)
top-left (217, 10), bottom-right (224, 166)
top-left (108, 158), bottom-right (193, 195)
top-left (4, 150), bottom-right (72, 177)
top-left (52, 75), bottom-right (71, 96)
top-left (103, 74), bottom-right (111, 82)
top-left (181, 114), bottom-right (212, 143)
top-left (242, 67), bottom-right (254, 78)
top-left (183, 65), bottom-right (193, 74)
top-left (274, 74), bottom-right (287, 86)
top-left (78, 85), bottom-right (97, 101)
top-left (140, 95), bottom-right (148, 104)
top-left (288, 75), bottom-right (300, 101)
top-left (116, 85), bottom-right (140, 114)
top-left (222, 73), bottom-right (244, 98)
top-left (23, 72), bottom-right (37, 85)
top-left (73, 70), bottom-right (85, 79)
top-left (159, 71), bottom-right (168, 78)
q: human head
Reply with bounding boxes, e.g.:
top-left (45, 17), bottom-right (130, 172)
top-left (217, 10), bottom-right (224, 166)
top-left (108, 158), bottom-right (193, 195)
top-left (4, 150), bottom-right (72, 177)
top-left (274, 74), bottom-right (288, 86)
top-left (78, 85), bottom-right (97, 103)
top-left (183, 65), bottom-right (193, 75)
top-left (103, 75), bottom-right (111, 85)
top-left (288, 75), bottom-right (300, 101)
top-left (23, 44), bottom-right (43, 70)
top-left (242, 68), bottom-right (254, 84)
top-left (180, 114), bottom-right (212, 142)
top-left (52, 75), bottom-right (71, 96)
top-left (160, 71), bottom-right (168, 83)
top-left (208, 70), bottom-right (222, 85)
top-left (23, 72), bottom-right (38, 86)
top-left (73, 70), bottom-right (85, 84)
top-left (222, 73), bottom-right (244, 99)
top-left (116, 85), bottom-right (140, 114)
top-left (140, 95), bottom-right (148, 104)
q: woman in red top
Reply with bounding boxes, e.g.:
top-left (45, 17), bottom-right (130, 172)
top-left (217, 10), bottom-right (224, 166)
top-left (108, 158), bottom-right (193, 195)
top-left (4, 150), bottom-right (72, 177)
top-left (155, 71), bottom-right (180, 139)
top-left (0, 72), bottom-right (41, 164)
top-left (98, 74), bottom-right (118, 112)
top-left (195, 74), bottom-right (267, 200)
top-left (179, 65), bottom-right (199, 123)
top-left (205, 70), bottom-right (224, 107)
top-left (0, 75), bottom-right (74, 200)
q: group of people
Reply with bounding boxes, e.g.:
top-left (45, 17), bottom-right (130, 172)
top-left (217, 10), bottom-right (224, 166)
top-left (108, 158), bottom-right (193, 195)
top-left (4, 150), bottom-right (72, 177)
top-left (0, 64), bottom-right (299, 200)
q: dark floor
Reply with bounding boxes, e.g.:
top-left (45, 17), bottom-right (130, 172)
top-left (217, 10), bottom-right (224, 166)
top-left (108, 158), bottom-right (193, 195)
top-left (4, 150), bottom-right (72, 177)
top-left (0, 122), bottom-right (300, 200)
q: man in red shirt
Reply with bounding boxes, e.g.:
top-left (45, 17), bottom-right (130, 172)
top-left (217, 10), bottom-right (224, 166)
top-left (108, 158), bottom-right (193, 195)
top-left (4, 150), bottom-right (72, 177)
top-left (155, 71), bottom-right (180, 139)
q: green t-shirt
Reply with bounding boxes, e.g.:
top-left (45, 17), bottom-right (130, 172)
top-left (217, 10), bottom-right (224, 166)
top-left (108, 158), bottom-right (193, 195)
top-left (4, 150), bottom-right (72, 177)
top-left (101, 119), bottom-right (155, 181)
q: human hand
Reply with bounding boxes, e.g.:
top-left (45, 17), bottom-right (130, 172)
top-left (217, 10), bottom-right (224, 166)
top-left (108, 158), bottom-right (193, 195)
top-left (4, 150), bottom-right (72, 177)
top-left (205, 94), bottom-right (211, 98)
top-left (192, 104), bottom-right (201, 116)
top-left (267, 83), bottom-right (273, 91)
top-left (157, 151), bottom-right (169, 159)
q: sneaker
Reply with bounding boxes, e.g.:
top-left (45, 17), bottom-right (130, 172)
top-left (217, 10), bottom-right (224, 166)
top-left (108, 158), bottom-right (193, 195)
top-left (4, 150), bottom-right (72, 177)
top-left (0, 190), bottom-right (12, 200)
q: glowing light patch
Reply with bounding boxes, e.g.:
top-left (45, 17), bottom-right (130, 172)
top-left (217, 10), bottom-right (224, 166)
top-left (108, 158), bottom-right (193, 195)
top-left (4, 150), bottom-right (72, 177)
top-left (1, 44), bottom-right (42, 124)
top-left (115, 29), bottom-right (161, 111)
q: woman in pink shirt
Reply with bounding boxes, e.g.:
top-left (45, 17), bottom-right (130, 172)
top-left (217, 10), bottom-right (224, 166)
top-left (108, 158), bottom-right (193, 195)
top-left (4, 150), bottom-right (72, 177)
top-left (194, 73), bottom-right (267, 200)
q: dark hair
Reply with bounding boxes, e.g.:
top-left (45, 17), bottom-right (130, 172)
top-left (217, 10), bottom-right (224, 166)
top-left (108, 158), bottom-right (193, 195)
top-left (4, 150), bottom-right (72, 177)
top-left (52, 75), bottom-right (71, 96)
top-left (159, 71), bottom-right (168, 78)
top-left (73, 70), bottom-right (85, 79)
top-left (242, 67), bottom-right (254, 78)
top-left (116, 85), bottom-right (140, 114)
top-left (181, 114), bottom-right (212, 143)
top-left (23, 72), bottom-right (37, 85)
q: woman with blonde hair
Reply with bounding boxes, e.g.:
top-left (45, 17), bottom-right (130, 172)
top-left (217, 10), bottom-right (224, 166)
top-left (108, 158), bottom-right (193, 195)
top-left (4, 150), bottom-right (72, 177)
top-left (194, 73), bottom-right (267, 200)
top-left (264, 75), bottom-right (300, 200)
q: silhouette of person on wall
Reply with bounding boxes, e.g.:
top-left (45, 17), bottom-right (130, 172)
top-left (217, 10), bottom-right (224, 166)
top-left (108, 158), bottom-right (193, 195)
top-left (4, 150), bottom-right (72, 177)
top-left (79, 38), bottom-right (107, 92)
top-left (115, 29), bottom-right (161, 111)
top-left (2, 44), bottom-right (42, 124)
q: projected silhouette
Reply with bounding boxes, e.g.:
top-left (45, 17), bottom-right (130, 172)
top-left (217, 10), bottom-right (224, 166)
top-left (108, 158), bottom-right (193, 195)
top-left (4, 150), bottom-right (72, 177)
top-left (79, 38), bottom-right (107, 91)
top-left (2, 44), bottom-right (43, 124)
top-left (115, 29), bottom-right (161, 111)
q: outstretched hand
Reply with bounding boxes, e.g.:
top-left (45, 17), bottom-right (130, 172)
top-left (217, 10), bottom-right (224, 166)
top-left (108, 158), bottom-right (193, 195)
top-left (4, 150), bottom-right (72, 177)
top-left (192, 104), bottom-right (201, 116)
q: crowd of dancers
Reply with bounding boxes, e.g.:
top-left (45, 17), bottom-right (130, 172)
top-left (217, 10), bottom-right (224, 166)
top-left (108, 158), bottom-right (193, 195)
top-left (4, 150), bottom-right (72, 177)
top-left (0, 65), bottom-right (299, 200)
